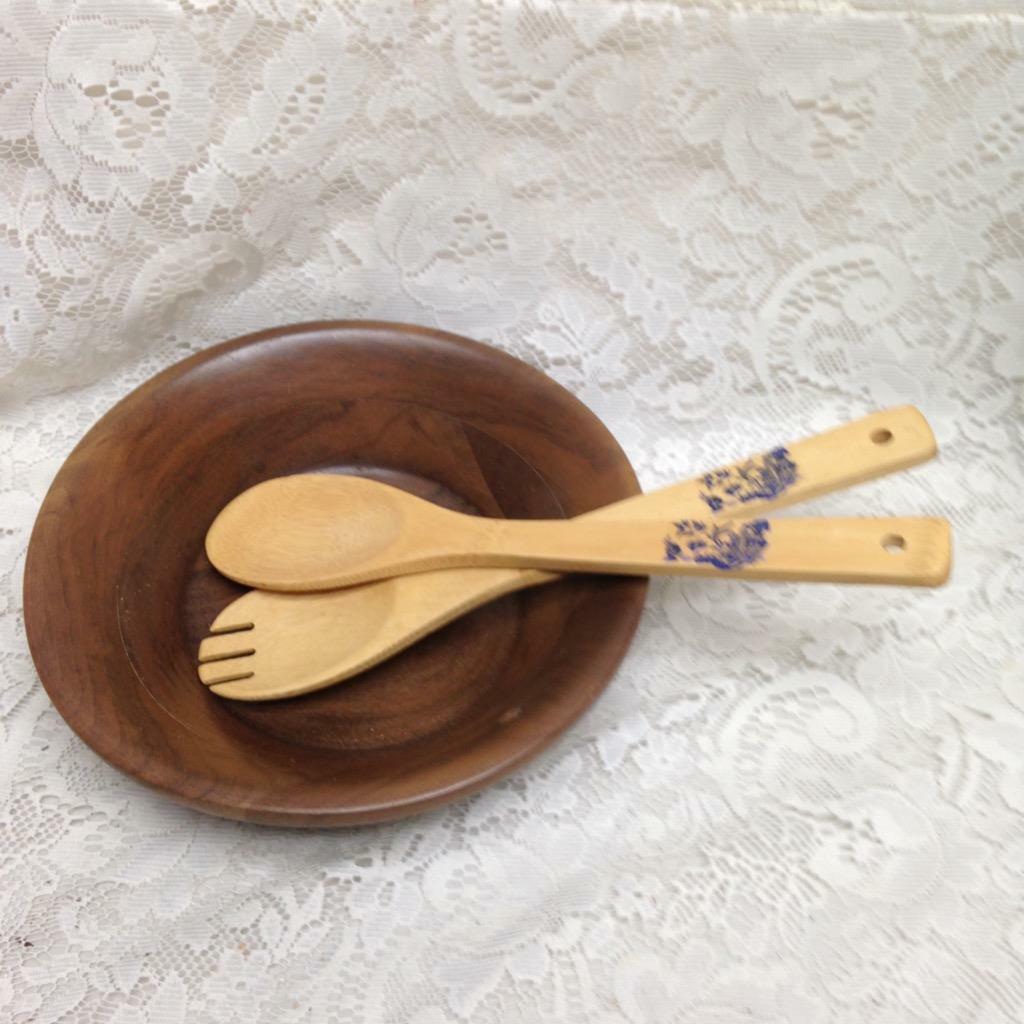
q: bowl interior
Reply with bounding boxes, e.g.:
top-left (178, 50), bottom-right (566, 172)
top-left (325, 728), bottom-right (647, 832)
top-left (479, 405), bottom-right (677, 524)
top-left (120, 401), bottom-right (573, 751)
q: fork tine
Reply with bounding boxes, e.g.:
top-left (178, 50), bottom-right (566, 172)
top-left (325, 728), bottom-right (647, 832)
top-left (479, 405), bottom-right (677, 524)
top-left (198, 654), bottom-right (255, 686)
top-left (208, 610), bottom-right (255, 634)
top-left (209, 677), bottom-right (270, 700)
top-left (198, 632), bottom-right (256, 663)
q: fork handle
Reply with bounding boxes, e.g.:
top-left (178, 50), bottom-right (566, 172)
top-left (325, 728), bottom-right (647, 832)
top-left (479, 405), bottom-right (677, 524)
top-left (592, 405), bottom-right (936, 522)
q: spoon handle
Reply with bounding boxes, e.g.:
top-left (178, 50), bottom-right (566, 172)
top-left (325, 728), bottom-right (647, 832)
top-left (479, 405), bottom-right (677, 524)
top-left (477, 516), bottom-right (950, 586)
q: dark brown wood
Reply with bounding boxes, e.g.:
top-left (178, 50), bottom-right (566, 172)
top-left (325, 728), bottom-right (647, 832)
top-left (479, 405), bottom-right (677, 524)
top-left (24, 322), bottom-right (647, 826)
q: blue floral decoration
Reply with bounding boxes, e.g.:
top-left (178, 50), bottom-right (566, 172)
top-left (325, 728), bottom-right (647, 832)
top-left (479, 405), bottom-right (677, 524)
top-left (700, 447), bottom-right (798, 513)
top-left (664, 518), bottom-right (771, 570)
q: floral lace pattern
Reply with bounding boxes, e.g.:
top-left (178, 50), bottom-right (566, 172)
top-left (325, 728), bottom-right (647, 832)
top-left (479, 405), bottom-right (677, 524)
top-left (3, 2), bottom-right (1023, 1021)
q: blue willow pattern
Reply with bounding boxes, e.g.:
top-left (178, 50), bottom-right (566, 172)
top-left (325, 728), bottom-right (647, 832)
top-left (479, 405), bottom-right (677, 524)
top-left (664, 519), bottom-right (771, 571)
top-left (700, 447), bottom-right (798, 512)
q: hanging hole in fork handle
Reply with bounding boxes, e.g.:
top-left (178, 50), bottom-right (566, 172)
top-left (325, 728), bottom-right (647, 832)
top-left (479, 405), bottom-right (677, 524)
top-left (871, 428), bottom-right (894, 445)
top-left (882, 534), bottom-right (906, 554)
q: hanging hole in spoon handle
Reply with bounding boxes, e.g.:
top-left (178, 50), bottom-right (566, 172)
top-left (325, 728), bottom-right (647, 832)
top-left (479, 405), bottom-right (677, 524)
top-left (882, 533), bottom-right (906, 554)
top-left (871, 428), bottom-right (895, 445)
top-left (651, 516), bottom-right (950, 587)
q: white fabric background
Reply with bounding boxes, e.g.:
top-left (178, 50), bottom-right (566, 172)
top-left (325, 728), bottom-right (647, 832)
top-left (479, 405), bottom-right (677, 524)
top-left (3, 1), bottom-right (1023, 1021)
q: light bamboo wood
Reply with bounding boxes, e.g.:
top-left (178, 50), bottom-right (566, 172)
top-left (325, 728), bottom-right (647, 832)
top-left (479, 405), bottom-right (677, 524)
top-left (200, 407), bottom-right (947, 698)
top-left (206, 473), bottom-right (949, 589)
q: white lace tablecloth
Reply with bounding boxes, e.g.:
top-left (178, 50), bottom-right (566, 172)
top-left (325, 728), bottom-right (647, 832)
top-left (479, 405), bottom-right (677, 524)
top-left (3, 2), bottom-right (1023, 1020)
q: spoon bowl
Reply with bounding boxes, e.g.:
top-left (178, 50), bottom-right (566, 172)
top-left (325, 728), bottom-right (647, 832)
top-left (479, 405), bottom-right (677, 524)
top-left (207, 474), bottom-right (416, 589)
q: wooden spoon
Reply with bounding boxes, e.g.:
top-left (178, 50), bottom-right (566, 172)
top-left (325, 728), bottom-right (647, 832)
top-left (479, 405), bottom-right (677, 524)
top-left (200, 406), bottom-right (945, 698)
top-left (207, 471), bottom-right (948, 591)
